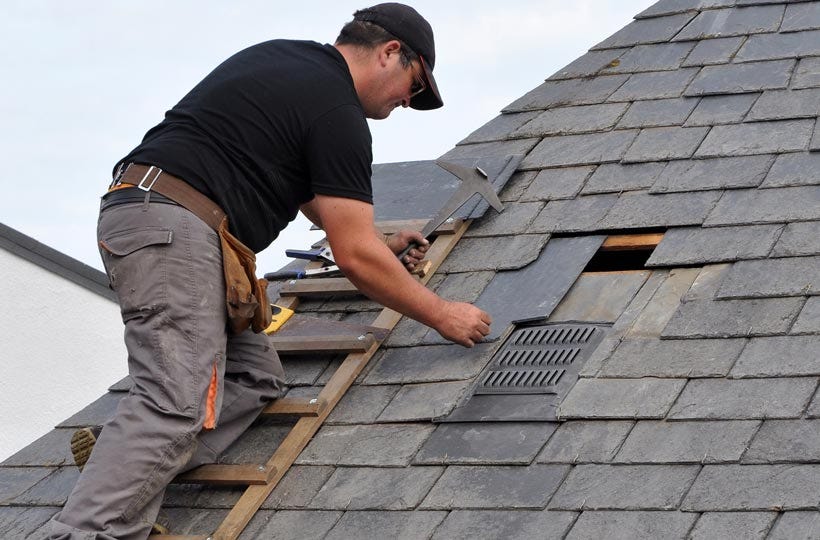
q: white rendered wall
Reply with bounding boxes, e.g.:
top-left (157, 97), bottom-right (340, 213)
top-left (0, 249), bottom-right (127, 461)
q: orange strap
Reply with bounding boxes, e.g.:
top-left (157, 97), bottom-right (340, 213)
top-left (203, 362), bottom-right (219, 430)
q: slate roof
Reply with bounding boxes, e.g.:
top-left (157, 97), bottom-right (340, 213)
top-left (4, 0), bottom-right (820, 538)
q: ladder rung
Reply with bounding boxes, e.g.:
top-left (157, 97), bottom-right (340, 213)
top-left (149, 536), bottom-right (209, 540)
top-left (279, 277), bottom-right (359, 297)
top-left (270, 333), bottom-right (376, 354)
top-left (172, 464), bottom-right (274, 486)
top-left (262, 396), bottom-right (326, 417)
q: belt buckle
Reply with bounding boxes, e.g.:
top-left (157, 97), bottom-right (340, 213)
top-left (138, 166), bottom-right (163, 192)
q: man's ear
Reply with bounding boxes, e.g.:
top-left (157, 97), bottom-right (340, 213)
top-left (378, 40), bottom-right (402, 66)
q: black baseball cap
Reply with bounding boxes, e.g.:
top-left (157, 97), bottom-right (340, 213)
top-left (353, 3), bottom-right (443, 110)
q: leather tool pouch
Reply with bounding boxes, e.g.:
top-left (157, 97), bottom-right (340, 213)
top-left (218, 219), bottom-right (272, 334)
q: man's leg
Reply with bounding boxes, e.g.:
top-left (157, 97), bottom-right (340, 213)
top-left (50, 200), bottom-right (227, 540)
top-left (186, 330), bottom-right (286, 468)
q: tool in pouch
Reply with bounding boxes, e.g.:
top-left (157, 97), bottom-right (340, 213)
top-left (263, 246), bottom-right (340, 280)
top-left (397, 158), bottom-right (506, 261)
top-left (264, 304), bottom-right (295, 334)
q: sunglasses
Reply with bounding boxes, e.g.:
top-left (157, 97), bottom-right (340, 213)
top-left (409, 61), bottom-right (427, 98)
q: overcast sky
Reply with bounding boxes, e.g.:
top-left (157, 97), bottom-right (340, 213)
top-left (1, 0), bottom-right (656, 275)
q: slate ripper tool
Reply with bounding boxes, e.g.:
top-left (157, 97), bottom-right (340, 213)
top-left (397, 158), bottom-right (506, 260)
top-left (264, 246), bottom-right (340, 280)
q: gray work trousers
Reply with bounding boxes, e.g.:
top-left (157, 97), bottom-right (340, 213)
top-left (49, 198), bottom-right (286, 540)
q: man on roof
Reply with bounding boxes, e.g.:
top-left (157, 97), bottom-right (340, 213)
top-left (49, 3), bottom-right (491, 539)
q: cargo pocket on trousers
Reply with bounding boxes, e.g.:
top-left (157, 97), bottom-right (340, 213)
top-left (98, 228), bottom-right (174, 291)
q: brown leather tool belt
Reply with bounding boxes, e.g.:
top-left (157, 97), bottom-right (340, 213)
top-left (111, 163), bottom-right (226, 231)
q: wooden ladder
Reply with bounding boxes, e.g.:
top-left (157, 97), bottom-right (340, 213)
top-left (151, 218), bottom-right (469, 540)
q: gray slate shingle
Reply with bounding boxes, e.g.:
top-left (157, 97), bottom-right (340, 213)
top-left (716, 256), bottom-right (820, 298)
top-left (503, 75), bottom-right (629, 112)
top-left (605, 42), bottom-right (696, 73)
top-left (529, 194), bottom-right (618, 232)
top-left (684, 93), bottom-right (759, 126)
top-left (308, 467), bottom-right (443, 510)
top-left (637, 0), bottom-right (735, 19)
top-left (705, 186), bottom-right (820, 226)
top-left (599, 337), bottom-right (746, 378)
top-left (793, 296), bottom-right (820, 334)
top-left (695, 119), bottom-right (814, 158)
top-left (548, 464), bottom-right (699, 510)
top-left (439, 234), bottom-right (549, 273)
top-left (622, 126), bottom-right (709, 162)
top-left (325, 385), bottom-right (399, 425)
top-left (768, 512), bottom-right (820, 540)
top-left (377, 381), bottom-right (469, 422)
top-left (458, 112), bottom-right (540, 145)
top-left (762, 152), bottom-right (820, 187)
top-left (793, 57), bottom-right (820, 89)
top-left (420, 465), bottom-right (569, 509)
top-left (782, 2), bottom-right (820, 32)
top-left (558, 378), bottom-right (687, 419)
top-left (414, 423), bottom-right (557, 465)
top-left (598, 190), bottom-right (722, 229)
top-left (736, 29), bottom-right (820, 62)
top-left (613, 420), bottom-right (759, 463)
top-left (744, 419), bottom-right (820, 463)
top-left (689, 512), bottom-right (776, 540)
top-left (242, 510), bottom-right (341, 540)
top-left (647, 224), bottom-right (782, 265)
top-left (550, 48), bottom-right (630, 80)
top-left (566, 511), bottom-right (698, 540)
top-left (650, 154), bottom-right (773, 193)
top-left (668, 378), bottom-right (816, 419)
top-left (432, 510), bottom-right (577, 540)
top-left (673, 5), bottom-right (785, 40)
top-left (521, 166), bottom-right (595, 201)
top-left (0, 507), bottom-right (60, 539)
top-left (747, 88), bottom-right (820, 121)
top-left (608, 68), bottom-right (700, 101)
top-left (521, 130), bottom-right (639, 168)
top-left (536, 421), bottom-right (634, 464)
top-left (662, 297), bottom-right (804, 338)
top-left (512, 103), bottom-right (628, 137)
top-left (296, 424), bottom-right (434, 467)
top-left (617, 97), bottom-right (699, 129)
top-left (731, 335), bottom-right (820, 377)
top-left (682, 36), bottom-right (746, 66)
top-left (582, 162), bottom-right (665, 194)
top-left (262, 466), bottom-right (334, 510)
top-left (324, 511), bottom-right (445, 540)
top-left (682, 464), bottom-right (820, 510)
top-left (466, 201), bottom-right (543, 237)
top-left (593, 12), bottom-right (698, 49)
top-left (685, 60), bottom-right (794, 96)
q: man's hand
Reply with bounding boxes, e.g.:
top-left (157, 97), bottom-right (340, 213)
top-left (433, 301), bottom-right (492, 348)
top-left (385, 230), bottom-right (429, 271)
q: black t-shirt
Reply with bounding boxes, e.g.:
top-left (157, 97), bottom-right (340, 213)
top-left (118, 40), bottom-right (373, 252)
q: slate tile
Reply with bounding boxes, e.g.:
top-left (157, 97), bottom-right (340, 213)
top-left (682, 464), bottom-right (820, 510)
top-left (747, 88), bottom-right (820, 122)
top-left (10, 466), bottom-right (79, 505)
top-left (695, 119), bottom-right (813, 158)
top-left (793, 57), bottom-right (820, 89)
top-left (458, 111), bottom-right (540, 145)
top-left (812, 117), bottom-right (820, 152)
top-left (736, 29), bottom-right (820, 62)
top-left (557, 378), bottom-right (687, 419)
top-left (622, 126), bottom-right (709, 162)
top-left (616, 97), bottom-right (699, 129)
top-left (465, 201), bottom-right (544, 237)
top-left (625, 268), bottom-right (701, 339)
top-left (686, 59), bottom-right (794, 98)
top-left (241, 510), bottom-right (342, 540)
top-left (433, 509), bottom-right (576, 540)
top-left (475, 236), bottom-right (605, 341)
top-left (607, 68), bottom-right (700, 101)
top-left (668, 378), bottom-right (816, 419)
top-left (281, 356), bottom-right (331, 387)
top-left (681, 264), bottom-right (732, 302)
top-left (662, 297), bottom-right (804, 338)
top-left (325, 385), bottom-right (399, 425)
top-left (512, 103), bottom-right (629, 137)
top-left (364, 343), bottom-right (494, 385)
top-left (420, 464), bottom-right (569, 509)
top-left (762, 152), bottom-right (820, 188)
top-left (377, 381), bottom-right (469, 422)
top-left (57, 391), bottom-right (122, 428)
top-left (219, 420), bottom-right (291, 464)
top-left (440, 139), bottom-right (539, 162)
top-left (614, 420), bottom-right (759, 463)
top-left (550, 48), bottom-right (631, 80)
top-left (768, 512), bottom-right (820, 539)
top-left (549, 464), bottom-right (699, 510)
top-left (521, 130), bottom-right (639, 169)
top-left (529, 194), bottom-right (618, 233)
top-left (1, 428), bottom-right (73, 467)
top-left (324, 510), bottom-right (446, 540)
top-left (793, 296), bottom-right (820, 334)
top-left (413, 423), bottom-right (556, 465)
top-left (704, 186), bottom-right (820, 226)
top-left (308, 466), bottom-right (443, 510)
top-left (651, 154), bottom-right (773, 193)
top-left (0, 507), bottom-right (60, 539)
top-left (716, 256), bottom-right (820, 299)
top-left (782, 1), bottom-right (820, 32)
top-left (673, 5), bottom-right (785, 40)
top-left (599, 190), bottom-right (722, 229)
top-left (536, 420), bottom-right (634, 463)
top-left (689, 512), bottom-right (776, 540)
top-left (647, 224), bottom-right (781, 265)
top-left (162, 482), bottom-right (242, 509)
top-left (520, 166), bottom-right (594, 201)
top-left (260, 466), bottom-right (336, 510)
top-left (582, 162), bottom-right (665, 194)
top-left (382, 316), bottom-right (432, 348)
top-left (154, 508), bottom-right (228, 536)
top-left (0, 467), bottom-right (54, 504)
top-left (503, 75), bottom-right (629, 113)
top-left (732, 336), bottom-right (820, 377)
top-left (297, 424), bottom-right (434, 467)
top-left (566, 511), bottom-right (698, 540)
top-left (592, 12), bottom-right (697, 49)
top-left (683, 36), bottom-right (746, 66)
top-left (743, 419), bottom-right (820, 463)
top-left (600, 338), bottom-right (746, 378)
top-left (684, 93), bottom-right (759, 126)
top-left (548, 271), bottom-right (649, 324)
top-left (637, 0), bottom-right (735, 18)
top-left (604, 42), bottom-right (696, 73)
top-left (438, 234), bottom-right (548, 272)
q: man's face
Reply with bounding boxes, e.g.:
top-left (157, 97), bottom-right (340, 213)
top-left (363, 50), bottom-right (425, 120)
